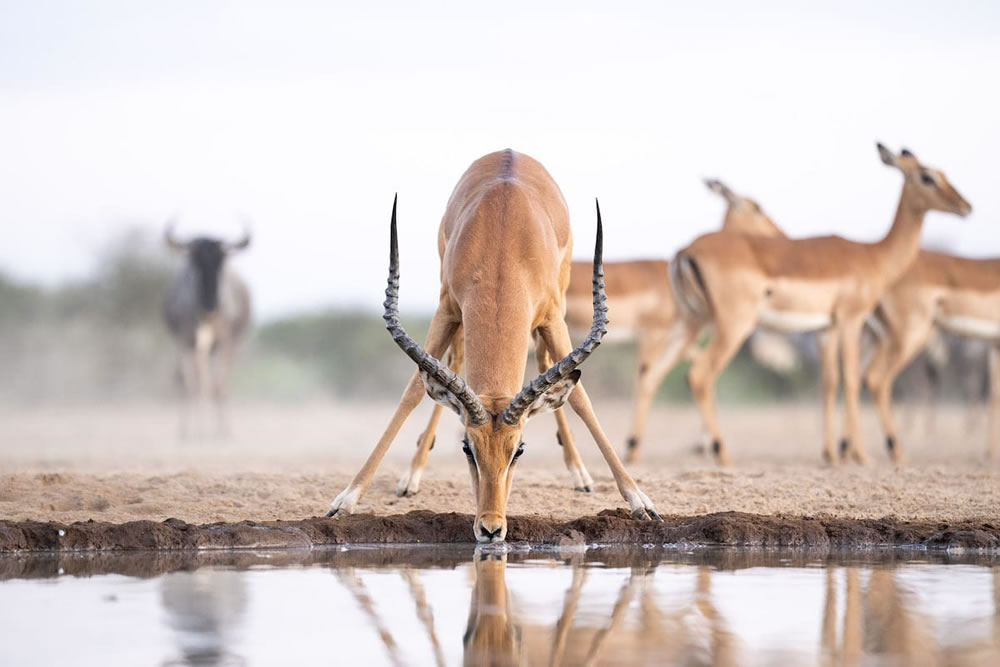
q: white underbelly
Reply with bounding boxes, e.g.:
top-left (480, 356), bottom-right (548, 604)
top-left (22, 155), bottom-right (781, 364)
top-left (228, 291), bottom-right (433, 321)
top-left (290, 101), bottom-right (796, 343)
top-left (758, 308), bottom-right (832, 334)
top-left (935, 314), bottom-right (1000, 341)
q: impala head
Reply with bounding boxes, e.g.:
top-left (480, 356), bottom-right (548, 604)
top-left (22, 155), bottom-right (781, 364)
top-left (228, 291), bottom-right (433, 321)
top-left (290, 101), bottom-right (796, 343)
top-left (463, 553), bottom-right (521, 665)
top-left (165, 222), bottom-right (251, 311)
top-left (383, 196), bottom-right (608, 543)
top-left (877, 143), bottom-right (972, 217)
top-left (704, 178), bottom-right (784, 238)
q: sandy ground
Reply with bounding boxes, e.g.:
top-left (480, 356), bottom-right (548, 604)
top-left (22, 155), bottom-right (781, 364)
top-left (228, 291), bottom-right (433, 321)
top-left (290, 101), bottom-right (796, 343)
top-left (1, 399), bottom-right (997, 527)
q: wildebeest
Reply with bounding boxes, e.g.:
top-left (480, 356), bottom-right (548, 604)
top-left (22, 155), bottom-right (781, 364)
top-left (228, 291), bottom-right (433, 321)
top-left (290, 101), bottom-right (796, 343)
top-left (164, 223), bottom-right (252, 436)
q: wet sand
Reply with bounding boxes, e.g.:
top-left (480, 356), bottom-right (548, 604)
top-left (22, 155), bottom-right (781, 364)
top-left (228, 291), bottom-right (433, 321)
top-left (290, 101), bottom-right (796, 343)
top-left (1, 400), bottom-right (997, 551)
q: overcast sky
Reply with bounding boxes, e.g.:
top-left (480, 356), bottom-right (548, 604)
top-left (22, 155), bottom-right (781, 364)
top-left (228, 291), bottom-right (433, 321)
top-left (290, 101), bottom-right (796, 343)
top-left (1, 1), bottom-right (998, 318)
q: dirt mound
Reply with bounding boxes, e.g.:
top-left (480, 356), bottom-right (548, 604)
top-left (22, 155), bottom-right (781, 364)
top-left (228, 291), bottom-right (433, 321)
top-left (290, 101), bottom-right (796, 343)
top-left (1, 510), bottom-right (998, 553)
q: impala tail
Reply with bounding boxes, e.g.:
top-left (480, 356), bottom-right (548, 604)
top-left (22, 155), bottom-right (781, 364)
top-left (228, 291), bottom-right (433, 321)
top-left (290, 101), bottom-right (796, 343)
top-left (670, 252), bottom-right (712, 323)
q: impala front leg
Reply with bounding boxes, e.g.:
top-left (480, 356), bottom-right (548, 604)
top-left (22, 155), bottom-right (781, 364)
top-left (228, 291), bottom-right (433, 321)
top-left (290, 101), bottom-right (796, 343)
top-left (541, 321), bottom-right (662, 521)
top-left (397, 327), bottom-right (464, 496)
top-left (326, 312), bottom-right (457, 516)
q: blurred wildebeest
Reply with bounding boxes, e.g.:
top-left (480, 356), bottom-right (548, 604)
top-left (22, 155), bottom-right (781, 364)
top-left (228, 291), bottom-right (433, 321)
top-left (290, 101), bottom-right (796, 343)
top-left (164, 223), bottom-right (251, 436)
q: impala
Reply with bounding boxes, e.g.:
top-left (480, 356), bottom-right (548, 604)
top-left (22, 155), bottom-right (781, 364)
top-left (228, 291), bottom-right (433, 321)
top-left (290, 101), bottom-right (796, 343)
top-left (396, 178), bottom-right (790, 484)
top-left (324, 150), bottom-right (661, 542)
top-left (671, 144), bottom-right (971, 465)
top-left (864, 250), bottom-right (1000, 461)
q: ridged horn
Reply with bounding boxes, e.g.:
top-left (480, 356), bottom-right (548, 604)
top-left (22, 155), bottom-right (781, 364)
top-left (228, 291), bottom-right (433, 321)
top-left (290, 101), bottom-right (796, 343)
top-left (382, 195), bottom-right (489, 426)
top-left (704, 178), bottom-right (735, 203)
top-left (500, 199), bottom-right (609, 426)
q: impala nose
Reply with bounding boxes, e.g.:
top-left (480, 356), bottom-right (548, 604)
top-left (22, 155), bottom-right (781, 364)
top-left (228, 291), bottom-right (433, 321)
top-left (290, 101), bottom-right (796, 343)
top-left (477, 516), bottom-right (506, 542)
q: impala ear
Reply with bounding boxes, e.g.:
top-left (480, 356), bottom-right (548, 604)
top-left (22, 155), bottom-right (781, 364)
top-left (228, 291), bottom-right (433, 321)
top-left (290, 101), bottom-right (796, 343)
top-left (523, 370), bottom-right (581, 420)
top-left (877, 142), bottom-right (898, 168)
top-left (420, 371), bottom-right (471, 420)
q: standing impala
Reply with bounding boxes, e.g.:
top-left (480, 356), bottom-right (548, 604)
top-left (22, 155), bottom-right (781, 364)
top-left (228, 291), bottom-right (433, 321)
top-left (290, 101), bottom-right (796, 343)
top-left (671, 144), bottom-right (971, 465)
top-left (324, 150), bottom-right (661, 542)
top-left (864, 250), bottom-right (999, 462)
top-left (396, 178), bottom-right (790, 485)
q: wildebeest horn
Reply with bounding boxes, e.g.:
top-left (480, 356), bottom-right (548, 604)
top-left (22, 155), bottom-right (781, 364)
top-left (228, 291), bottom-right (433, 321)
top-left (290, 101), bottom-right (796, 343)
top-left (224, 223), bottom-right (252, 252)
top-left (383, 195), bottom-right (489, 426)
top-left (500, 199), bottom-right (609, 426)
top-left (164, 220), bottom-right (188, 251)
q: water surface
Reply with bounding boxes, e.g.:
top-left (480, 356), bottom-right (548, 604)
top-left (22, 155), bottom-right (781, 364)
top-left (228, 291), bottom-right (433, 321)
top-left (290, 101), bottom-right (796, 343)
top-left (1, 546), bottom-right (997, 666)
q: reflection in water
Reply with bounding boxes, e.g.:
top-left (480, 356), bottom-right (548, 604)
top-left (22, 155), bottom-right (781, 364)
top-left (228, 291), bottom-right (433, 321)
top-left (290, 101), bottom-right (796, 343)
top-left (822, 566), bottom-right (1000, 667)
top-left (160, 570), bottom-right (248, 666)
top-left (463, 554), bottom-right (522, 666)
top-left (462, 556), bottom-right (737, 666)
top-left (1, 549), bottom-right (998, 666)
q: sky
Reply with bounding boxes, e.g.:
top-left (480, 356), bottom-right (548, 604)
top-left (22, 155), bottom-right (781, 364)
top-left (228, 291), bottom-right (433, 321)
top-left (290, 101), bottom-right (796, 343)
top-left (1, 1), bottom-right (998, 319)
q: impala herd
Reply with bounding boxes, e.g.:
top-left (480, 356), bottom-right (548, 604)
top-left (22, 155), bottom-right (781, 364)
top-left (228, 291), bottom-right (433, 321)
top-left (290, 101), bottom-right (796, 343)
top-left (163, 144), bottom-right (993, 543)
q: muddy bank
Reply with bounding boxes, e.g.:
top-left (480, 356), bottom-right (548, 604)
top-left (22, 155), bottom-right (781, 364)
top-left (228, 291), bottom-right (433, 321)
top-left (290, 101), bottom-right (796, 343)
top-left (1, 510), bottom-right (998, 554)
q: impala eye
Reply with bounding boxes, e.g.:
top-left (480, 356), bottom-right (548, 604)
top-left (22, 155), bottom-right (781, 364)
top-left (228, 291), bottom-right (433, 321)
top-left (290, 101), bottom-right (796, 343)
top-left (462, 438), bottom-right (473, 459)
top-left (513, 443), bottom-right (525, 460)
top-left (920, 171), bottom-right (935, 187)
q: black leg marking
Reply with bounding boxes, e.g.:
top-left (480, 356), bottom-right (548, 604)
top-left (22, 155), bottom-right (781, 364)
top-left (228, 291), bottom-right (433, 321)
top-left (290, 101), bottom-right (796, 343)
top-left (626, 437), bottom-right (638, 451)
top-left (711, 439), bottom-right (721, 455)
top-left (556, 431), bottom-right (563, 447)
top-left (886, 436), bottom-right (895, 453)
top-left (428, 435), bottom-right (435, 451)
top-left (639, 363), bottom-right (649, 375)
top-left (839, 439), bottom-right (849, 456)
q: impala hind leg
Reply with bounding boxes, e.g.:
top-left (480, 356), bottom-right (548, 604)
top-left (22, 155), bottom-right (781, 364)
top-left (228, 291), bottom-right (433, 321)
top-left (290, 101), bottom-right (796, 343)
top-left (818, 328), bottom-right (841, 465)
top-left (397, 326), bottom-right (465, 496)
top-left (865, 318), bottom-right (933, 464)
top-left (539, 319), bottom-right (662, 521)
top-left (537, 333), bottom-right (594, 492)
top-left (625, 322), bottom-right (697, 464)
top-left (687, 313), bottom-right (756, 466)
top-left (838, 317), bottom-right (870, 465)
top-left (326, 310), bottom-right (458, 516)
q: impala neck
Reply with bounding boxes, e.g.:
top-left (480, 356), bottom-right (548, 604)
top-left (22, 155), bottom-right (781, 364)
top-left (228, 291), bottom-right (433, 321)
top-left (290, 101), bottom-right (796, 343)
top-left (875, 181), bottom-right (927, 286)
top-left (462, 297), bottom-right (533, 412)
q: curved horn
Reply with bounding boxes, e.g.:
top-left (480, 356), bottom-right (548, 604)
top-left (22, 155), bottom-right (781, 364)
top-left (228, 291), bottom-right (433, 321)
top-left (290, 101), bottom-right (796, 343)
top-left (164, 219), bottom-right (188, 251)
top-left (224, 222), bottom-right (252, 252)
top-left (704, 178), bottom-right (735, 203)
top-left (383, 195), bottom-right (489, 426)
top-left (500, 199), bottom-right (609, 426)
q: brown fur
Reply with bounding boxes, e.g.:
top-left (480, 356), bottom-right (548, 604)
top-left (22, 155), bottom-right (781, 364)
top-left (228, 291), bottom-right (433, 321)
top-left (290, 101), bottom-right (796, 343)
top-left (562, 185), bottom-right (786, 462)
top-left (865, 249), bottom-right (1000, 461)
top-left (672, 145), bottom-right (971, 465)
top-left (327, 150), bottom-right (658, 542)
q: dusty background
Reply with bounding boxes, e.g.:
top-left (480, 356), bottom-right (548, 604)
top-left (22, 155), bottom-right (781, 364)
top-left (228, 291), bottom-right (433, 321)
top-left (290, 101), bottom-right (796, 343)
top-left (1, 400), bottom-right (996, 525)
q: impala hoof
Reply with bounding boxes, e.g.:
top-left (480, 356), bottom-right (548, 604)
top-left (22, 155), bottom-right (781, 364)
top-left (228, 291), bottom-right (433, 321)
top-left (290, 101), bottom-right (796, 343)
top-left (396, 469), bottom-right (423, 497)
top-left (575, 485), bottom-right (593, 493)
